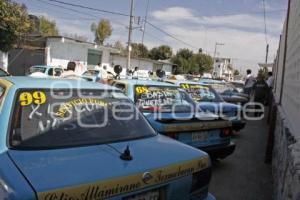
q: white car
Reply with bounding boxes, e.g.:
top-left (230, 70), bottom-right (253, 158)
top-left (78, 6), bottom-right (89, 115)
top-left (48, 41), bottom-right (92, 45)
top-left (27, 65), bottom-right (64, 77)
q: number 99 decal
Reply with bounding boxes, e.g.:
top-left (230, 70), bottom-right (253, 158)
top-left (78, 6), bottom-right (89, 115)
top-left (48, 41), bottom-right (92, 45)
top-left (19, 91), bottom-right (46, 106)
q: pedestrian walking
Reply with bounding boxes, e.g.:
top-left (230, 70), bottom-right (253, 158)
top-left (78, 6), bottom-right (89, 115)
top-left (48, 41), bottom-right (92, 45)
top-left (244, 69), bottom-right (256, 95)
top-left (253, 74), bottom-right (269, 116)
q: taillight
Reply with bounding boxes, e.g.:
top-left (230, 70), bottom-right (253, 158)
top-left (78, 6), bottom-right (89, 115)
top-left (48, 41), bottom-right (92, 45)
top-left (190, 167), bottom-right (212, 195)
top-left (220, 128), bottom-right (232, 137)
top-left (165, 132), bottom-right (178, 139)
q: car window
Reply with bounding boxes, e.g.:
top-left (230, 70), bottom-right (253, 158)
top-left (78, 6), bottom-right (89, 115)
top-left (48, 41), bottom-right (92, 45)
top-left (114, 83), bottom-right (126, 93)
top-left (29, 67), bottom-right (46, 74)
top-left (210, 83), bottom-right (233, 94)
top-left (48, 68), bottom-right (54, 76)
top-left (134, 85), bottom-right (192, 113)
top-left (0, 86), bottom-right (4, 105)
top-left (179, 83), bottom-right (223, 102)
top-left (10, 89), bottom-right (156, 149)
top-left (83, 70), bottom-right (100, 76)
top-left (54, 68), bottom-right (63, 76)
top-left (0, 69), bottom-right (8, 77)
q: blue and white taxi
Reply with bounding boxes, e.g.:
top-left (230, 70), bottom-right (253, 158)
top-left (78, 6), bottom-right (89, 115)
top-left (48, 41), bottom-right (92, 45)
top-left (110, 79), bottom-right (235, 159)
top-left (0, 77), bottom-right (215, 200)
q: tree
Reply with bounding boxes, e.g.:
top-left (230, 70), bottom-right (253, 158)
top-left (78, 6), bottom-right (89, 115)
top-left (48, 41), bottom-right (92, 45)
top-left (234, 69), bottom-right (240, 76)
top-left (171, 48), bottom-right (194, 74)
top-left (39, 16), bottom-right (59, 36)
top-left (149, 45), bottom-right (172, 60)
top-left (131, 43), bottom-right (148, 58)
top-left (91, 19), bottom-right (112, 45)
top-left (171, 49), bottom-right (213, 74)
top-left (0, 0), bottom-right (32, 52)
top-left (113, 40), bottom-right (126, 55)
top-left (193, 53), bottom-right (213, 74)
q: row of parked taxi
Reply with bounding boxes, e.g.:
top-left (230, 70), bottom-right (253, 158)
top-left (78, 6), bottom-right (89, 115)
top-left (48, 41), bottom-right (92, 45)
top-left (0, 66), bottom-right (248, 200)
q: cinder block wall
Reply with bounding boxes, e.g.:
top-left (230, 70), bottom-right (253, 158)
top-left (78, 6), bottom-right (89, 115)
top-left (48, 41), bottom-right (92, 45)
top-left (272, 0), bottom-right (300, 199)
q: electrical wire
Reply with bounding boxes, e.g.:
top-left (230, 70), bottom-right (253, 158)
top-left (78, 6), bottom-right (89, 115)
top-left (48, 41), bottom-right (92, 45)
top-left (33, 0), bottom-right (128, 28)
top-left (45, 0), bottom-right (130, 17)
top-left (145, 20), bottom-right (199, 50)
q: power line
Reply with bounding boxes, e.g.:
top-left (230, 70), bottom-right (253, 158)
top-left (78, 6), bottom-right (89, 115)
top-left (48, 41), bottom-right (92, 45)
top-left (145, 20), bottom-right (199, 50)
top-left (36, 0), bottom-right (200, 51)
top-left (33, 0), bottom-right (128, 28)
top-left (45, 0), bottom-right (130, 17)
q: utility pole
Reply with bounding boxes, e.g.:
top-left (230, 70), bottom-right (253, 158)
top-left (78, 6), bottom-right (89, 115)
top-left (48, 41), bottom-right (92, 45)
top-left (126, 0), bottom-right (134, 72)
top-left (265, 43), bottom-right (269, 63)
top-left (138, 0), bottom-right (150, 69)
top-left (213, 42), bottom-right (224, 78)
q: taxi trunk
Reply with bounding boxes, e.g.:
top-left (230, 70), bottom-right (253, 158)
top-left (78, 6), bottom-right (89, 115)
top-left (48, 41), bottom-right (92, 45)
top-left (145, 113), bottom-right (235, 159)
top-left (7, 135), bottom-right (212, 200)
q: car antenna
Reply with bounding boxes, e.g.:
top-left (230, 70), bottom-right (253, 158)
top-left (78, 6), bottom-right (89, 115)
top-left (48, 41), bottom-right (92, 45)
top-left (105, 143), bottom-right (133, 161)
top-left (120, 144), bottom-right (133, 161)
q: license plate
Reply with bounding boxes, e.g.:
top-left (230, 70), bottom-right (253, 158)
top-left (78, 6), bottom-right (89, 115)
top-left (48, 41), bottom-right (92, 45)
top-left (192, 132), bottom-right (208, 141)
top-left (125, 190), bottom-right (160, 200)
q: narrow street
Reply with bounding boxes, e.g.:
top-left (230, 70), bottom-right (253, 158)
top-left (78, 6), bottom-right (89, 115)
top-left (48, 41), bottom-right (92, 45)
top-left (210, 115), bottom-right (273, 200)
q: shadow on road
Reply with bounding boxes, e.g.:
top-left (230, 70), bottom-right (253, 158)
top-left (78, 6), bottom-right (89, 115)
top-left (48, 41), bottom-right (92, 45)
top-left (209, 116), bottom-right (273, 200)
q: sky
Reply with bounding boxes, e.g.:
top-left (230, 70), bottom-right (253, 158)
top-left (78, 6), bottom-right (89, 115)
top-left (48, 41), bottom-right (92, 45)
top-left (15, 0), bottom-right (288, 74)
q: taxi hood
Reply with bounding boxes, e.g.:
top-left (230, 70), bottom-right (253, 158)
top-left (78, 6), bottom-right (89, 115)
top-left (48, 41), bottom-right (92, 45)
top-left (8, 134), bottom-right (209, 199)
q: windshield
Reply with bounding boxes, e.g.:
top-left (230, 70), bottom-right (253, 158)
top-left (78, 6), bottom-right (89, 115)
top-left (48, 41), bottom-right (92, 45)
top-left (134, 85), bottom-right (192, 113)
top-left (0, 69), bottom-right (8, 77)
top-left (209, 83), bottom-right (237, 94)
top-left (10, 89), bottom-right (156, 149)
top-left (83, 70), bottom-right (100, 77)
top-left (179, 83), bottom-right (223, 102)
top-left (29, 67), bottom-right (46, 74)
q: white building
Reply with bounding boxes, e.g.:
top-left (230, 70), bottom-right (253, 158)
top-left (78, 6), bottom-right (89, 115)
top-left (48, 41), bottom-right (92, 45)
top-left (45, 36), bottom-right (119, 70)
top-left (212, 57), bottom-right (234, 81)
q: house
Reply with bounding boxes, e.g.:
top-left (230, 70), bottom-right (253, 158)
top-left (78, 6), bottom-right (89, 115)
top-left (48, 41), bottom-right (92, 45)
top-left (258, 63), bottom-right (274, 72)
top-left (212, 57), bottom-right (234, 81)
top-left (7, 36), bottom-right (120, 75)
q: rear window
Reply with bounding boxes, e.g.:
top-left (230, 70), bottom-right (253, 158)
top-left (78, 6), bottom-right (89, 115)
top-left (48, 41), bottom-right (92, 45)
top-left (83, 70), bottom-right (100, 76)
top-left (210, 83), bottom-right (237, 94)
top-left (10, 89), bottom-right (156, 149)
top-left (29, 67), bottom-right (46, 74)
top-left (179, 83), bottom-right (223, 102)
top-left (0, 69), bottom-right (8, 77)
top-left (134, 85), bottom-right (192, 113)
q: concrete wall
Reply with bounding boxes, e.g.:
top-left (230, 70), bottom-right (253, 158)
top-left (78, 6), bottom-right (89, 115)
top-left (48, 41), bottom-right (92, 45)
top-left (46, 38), bottom-right (116, 74)
top-left (272, 0), bottom-right (300, 199)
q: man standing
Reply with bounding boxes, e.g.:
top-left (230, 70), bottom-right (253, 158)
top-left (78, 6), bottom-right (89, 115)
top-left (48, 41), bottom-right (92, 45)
top-left (61, 62), bottom-right (78, 79)
top-left (253, 74), bottom-right (269, 116)
top-left (244, 69), bottom-right (256, 95)
top-left (266, 72), bottom-right (274, 89)
top-left (100, 65), bottom-right (108, 84)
